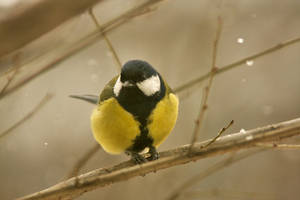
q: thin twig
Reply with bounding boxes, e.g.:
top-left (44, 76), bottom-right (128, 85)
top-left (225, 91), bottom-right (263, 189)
top-left (202, 119), bottom-right (234, 148)
top-left (189, 17), bottom-right (222, 150)
top-left (166, 149), bottom-right (263, 200)
top-left (66, 143), bottom-right (100, 179)
top-left (0, 0), bottom-right (168, 99)
top-left (0, 93), bottom-right (53, 140)
top-left (0, 53), bottom-right (22, 95)
top-left (17, 117), bottom-right (300, 200)
top-left (66, 8), bottom-right (124, 179)
top-left (88, 8), bottom-right (122, 71)
top-left (174, 36), bottom-right (300, 93)
top-left (255, 143), bottom-right (300, 149)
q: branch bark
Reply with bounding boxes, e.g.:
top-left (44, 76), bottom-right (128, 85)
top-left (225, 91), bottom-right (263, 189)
top-left (0, 0), bottom-right (105, 57)
top-left (17, 117), bottom-right (300, 200)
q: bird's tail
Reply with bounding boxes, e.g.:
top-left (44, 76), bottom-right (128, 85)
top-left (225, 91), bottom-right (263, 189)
top-left (69, 94), bottom-right (99, 104)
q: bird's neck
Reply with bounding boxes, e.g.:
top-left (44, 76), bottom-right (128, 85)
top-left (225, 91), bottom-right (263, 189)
top-left (116, 78), bottom-right (166, 126)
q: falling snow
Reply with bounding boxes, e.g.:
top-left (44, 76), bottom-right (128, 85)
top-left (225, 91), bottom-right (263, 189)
top-left (240, 129), bottom-right (246, 134)
top-left (246, 60), bottom-right (254, 66)
top-left (237, 38), bottom-right (244, 44)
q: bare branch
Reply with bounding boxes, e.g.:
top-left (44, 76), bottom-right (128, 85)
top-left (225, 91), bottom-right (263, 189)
top-left (66, 143), bottom-right (100, 179)
top-left (0, 0), bottom-right (105, 57)
top-left (0, 0), bottom-right (168, 99)
top-left (189, 17), bottom-right (222, 149)
top-left (17, 117), bottom-right (300, 200)
top-left (174, 36), bottom-right (300, 93)
top-left (0, 53), bottom-right (21, 95)
top-left (0, 93), bottom-right (53, 140)
top-left (88, 8), bottom-right (122, 71)
top-left (202, 119), bottom-right (234, 148)
top-left (255, 143), bottom-right (300, 149)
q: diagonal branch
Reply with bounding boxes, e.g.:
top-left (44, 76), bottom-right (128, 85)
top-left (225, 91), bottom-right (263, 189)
top-left (0, 0), bottom-right (105, 57)
top-left (0, 53), bottom-right (21, 95)
top-left (17, 117), bottom-right (300, 200)
top-left (174, 36), bottom-right (300, 93)
top-left (0, 0), bottom-right (168, 99)
top-left (88, 8), bottom-right (122, 71)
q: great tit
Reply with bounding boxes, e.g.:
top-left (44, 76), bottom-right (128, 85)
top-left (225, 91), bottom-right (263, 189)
top-left (71, 60), bottom-right (178, 163)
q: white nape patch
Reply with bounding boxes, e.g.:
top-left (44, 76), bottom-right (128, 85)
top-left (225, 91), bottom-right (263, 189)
top-left (137, 75), bottom-right (160, 96)
top-left (113, 76), bottom-right (122, 96)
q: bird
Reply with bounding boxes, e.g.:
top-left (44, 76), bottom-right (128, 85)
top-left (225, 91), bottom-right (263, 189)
top-left (70, 60), bottom-right (179, 163)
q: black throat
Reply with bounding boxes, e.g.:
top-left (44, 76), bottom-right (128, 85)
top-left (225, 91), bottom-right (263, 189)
top-left (115, 75), bottom-right (166, 152)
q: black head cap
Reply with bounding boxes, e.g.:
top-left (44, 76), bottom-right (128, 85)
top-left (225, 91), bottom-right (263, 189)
top-left (121, 60), bottom-right (158, 83)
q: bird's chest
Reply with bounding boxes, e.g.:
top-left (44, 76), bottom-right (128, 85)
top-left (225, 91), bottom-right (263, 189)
top-left (116, 87), bottom-right (161, 126)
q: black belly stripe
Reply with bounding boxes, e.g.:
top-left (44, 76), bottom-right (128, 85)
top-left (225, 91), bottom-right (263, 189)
top-left (128, 125), bottom-right (153, 152)
top-left (116, 74), bottom-right (166, 152)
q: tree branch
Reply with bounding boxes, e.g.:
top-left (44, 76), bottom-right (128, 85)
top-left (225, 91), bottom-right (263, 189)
top-left (0, 0), bottom-right (168, 99)
top-left (0, 53), bottom-right (21, 95)
top-left (189, 17), bottom-right (222, 149)
top-left (174, 36), bottom-right (300, 93)
top-left (88, 8), bottom-right (122, 71)
top-left (255, 143), bottom-right (300, 149)
top-left (17, 117), bottom-right (300, 200)
top-left (0, 0), bottom-right (105, 57)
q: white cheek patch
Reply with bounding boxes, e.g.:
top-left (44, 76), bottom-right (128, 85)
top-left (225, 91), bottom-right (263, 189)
top-left (137, 75), bottom-right (161, 96)
top-left (113, 76), bottom-right (122, 96)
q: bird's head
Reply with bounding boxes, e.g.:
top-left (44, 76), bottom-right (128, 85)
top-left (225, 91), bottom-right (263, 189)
top-left (113, 60), bottom-right (161, 97)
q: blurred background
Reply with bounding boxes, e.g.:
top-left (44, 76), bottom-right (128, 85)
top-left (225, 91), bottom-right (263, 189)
top-left (0, 0), bottom-right (300, 199)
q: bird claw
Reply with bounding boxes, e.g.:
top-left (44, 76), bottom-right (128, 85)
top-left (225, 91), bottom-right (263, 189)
top-left (126, 151), bottom-right (147, 164)
top-left (148, 146), bottom-right (159, 161)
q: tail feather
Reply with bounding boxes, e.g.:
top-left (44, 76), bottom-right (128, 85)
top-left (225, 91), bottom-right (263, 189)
top-left (69, 94), bottom-right (99, 104)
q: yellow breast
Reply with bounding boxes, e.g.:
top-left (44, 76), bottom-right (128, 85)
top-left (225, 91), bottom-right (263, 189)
top-left (91, 98), bottom-right (140, 154)
top-left (147, 93), bottom-right (179, 147)
top-left (91, 93), bottom-right (179, 154)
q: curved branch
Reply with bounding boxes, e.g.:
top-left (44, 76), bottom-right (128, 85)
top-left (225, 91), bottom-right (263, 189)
top-left (17, 117), bottom-right (300, 200)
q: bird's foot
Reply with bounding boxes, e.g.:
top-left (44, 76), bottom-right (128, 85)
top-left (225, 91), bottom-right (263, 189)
top-left (147, 146), bottom-right (159, 161)
top-left (126, 151), bottom-right (147, 164)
